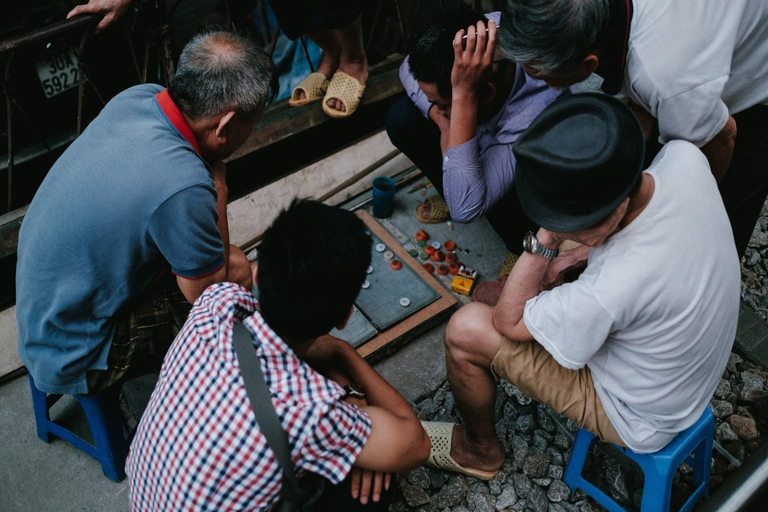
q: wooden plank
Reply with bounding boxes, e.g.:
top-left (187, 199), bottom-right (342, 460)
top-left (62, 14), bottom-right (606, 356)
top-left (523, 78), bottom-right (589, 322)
top-left (354, 211), bottom-right (457, 362)
top-left (226, 54), bottom-right (404, 162)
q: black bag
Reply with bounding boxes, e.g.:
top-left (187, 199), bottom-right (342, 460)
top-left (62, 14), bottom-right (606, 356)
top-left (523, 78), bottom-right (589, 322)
top-left (232, 323), bottom-right (326, 512)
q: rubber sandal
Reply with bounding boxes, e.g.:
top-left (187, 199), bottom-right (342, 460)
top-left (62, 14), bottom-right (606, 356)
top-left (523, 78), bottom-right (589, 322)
top-left (416, 195), bottom-right (450, 224)
top-left (289, 72), bottom-right (329, 107)
top-left (322, 71), bottom-right (367, 118)
top-left (421, 421), bottom-right (499, 481)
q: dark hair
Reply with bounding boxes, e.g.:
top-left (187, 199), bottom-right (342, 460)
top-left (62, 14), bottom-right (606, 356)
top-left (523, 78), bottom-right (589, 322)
top-left (169, 30), bottom-right (278, 120)
top-left (499, 0), bottom-right (611, 76)
top-left (408, 8), bottom-right (487, 99)
top-left (257, 199), bottom-right (372, 341)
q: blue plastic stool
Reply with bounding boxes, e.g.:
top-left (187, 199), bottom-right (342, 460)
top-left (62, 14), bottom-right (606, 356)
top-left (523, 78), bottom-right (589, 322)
top-left (564, 408), bottom-right (714, 512)
top-left (28, 374), bottom-right (129, 482)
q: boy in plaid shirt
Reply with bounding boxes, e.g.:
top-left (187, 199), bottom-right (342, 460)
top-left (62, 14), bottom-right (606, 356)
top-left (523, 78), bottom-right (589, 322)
top-left (127, 200), bottom-right (430, 511)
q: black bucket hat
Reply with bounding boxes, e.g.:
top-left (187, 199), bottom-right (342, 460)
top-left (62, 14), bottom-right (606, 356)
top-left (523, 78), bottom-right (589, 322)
top-left (513, 93), bottom-right (644, 232)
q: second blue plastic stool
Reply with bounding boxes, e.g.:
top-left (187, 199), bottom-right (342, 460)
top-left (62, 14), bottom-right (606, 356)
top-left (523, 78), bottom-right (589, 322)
top-left (564, 407), bottom-right (714, 512)
top-left (29, 374), bottom-right (129, 481)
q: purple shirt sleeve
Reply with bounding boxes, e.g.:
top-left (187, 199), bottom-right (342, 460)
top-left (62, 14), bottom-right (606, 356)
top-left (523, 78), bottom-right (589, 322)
top-left (399, 56), bottom-right (433, 118)
top-left (443, 139), bottom-right (516, 223)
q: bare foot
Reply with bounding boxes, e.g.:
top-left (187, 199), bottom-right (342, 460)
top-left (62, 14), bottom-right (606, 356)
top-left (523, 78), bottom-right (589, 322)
top-left (297, 51), bottom-right (338, 102)
top-left (450, 424), bottom-right (504, 473)
top-left (325, 53), bottom-right (367, 113)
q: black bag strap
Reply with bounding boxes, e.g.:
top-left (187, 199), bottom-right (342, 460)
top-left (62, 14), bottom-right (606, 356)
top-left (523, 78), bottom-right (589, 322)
top-left (232, 322), bottom-right (303, 507)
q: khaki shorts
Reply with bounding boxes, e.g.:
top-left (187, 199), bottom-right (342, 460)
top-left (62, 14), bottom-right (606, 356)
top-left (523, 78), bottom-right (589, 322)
top-left (86, 274), bottom-right (191, 394)
top-left (491, 337), bottom-right (625, 446)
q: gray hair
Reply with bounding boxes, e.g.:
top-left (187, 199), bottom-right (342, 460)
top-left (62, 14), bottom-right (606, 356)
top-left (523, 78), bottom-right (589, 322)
top-left (169, 31), bottom-right (278, 120)
top-left (499, 0), bottom-right (611, 76)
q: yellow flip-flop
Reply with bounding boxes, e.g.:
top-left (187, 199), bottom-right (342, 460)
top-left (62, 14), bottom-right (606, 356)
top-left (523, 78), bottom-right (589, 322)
top-left (289, 72), bottom-right (329, 107)
top-left (421, 421), bottom-right (499, 481)
top-left (416, 195), bottom-right (450, 224)
top-left (322, 71), bottom-right (367, 118)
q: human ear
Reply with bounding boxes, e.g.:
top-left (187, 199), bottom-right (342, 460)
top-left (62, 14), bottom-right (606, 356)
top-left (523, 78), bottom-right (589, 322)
top-left (213, 110), bottom-right (237, 142)
top-left (335, 306), bottom-right (355, 330)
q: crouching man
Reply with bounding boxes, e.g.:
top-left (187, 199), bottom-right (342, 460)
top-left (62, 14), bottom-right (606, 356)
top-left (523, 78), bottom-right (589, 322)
top-left (421, 94), bottom-right (740, 479)
top-left (127, 200), bottom-right (430, 510)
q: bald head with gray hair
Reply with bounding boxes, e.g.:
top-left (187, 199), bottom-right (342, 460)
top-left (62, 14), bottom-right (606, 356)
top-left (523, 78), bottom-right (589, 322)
top-left (169, 31), bottom-right (278, 121)
top-left (499, 0), bottom-right (611, 77)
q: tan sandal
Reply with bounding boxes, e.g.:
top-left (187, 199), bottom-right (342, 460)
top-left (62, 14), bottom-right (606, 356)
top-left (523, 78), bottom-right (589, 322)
top-left (322, 71), bottom-right (366, 118)
top-left (421, 421), bottom-right (499, 481)
top-left (289, 72), bottom-right (329, 107)
top-left (416, 195), bottom-right (450, 224)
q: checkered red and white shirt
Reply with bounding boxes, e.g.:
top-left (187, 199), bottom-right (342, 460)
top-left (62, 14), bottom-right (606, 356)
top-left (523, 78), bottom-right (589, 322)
top-left (126, 282), bottom-right (371, 511)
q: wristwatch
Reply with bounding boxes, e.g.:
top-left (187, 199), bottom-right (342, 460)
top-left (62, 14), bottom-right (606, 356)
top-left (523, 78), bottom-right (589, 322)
top-left (343, 383), bottom-right (366, 400)
top-left (523, 231), bottom-right (559, 260)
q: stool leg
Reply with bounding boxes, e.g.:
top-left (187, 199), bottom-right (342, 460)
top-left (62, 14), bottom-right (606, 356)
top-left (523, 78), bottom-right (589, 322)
top-left (77, 388), bottom-right (128, 482)
top-left (564, 429), bottom-right (595, 490)
top-left (28, 374), bottom-right (52, 442)
top-left (636, 457), bottom-right (673, 512)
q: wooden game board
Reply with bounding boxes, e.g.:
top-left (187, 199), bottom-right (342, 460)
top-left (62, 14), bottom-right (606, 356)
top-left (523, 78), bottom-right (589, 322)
top-left (336, 211), bottom-right (458, 361)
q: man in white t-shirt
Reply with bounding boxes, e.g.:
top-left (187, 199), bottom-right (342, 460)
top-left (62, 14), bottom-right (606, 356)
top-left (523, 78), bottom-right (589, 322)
top-left (498, 0), bottom-right (768, 258)
top-left (419, 94), bottom-right (739, 479)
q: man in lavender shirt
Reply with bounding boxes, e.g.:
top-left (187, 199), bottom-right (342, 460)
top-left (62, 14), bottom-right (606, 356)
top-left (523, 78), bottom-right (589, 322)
top-left (386, 8), bottom-right (568, 273)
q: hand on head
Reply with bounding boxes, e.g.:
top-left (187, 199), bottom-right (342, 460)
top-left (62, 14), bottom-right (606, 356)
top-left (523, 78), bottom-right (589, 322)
top-left (451, 19), bottom-right (497, 97)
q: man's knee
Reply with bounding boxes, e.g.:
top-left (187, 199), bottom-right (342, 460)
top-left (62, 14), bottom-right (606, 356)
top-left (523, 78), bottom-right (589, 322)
top-left (228, 245), bottom-right (252, 290)
top-left (385, 97), bottom-right (420, 150)
top-left (445, 302), bottom-right (502, 364)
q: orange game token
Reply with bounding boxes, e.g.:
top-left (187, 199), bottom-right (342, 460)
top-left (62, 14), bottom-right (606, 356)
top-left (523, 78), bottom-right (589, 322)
top-left (430, 250), bottom-right (445, 262)
top-left (448, 262), bottom-right (461, 275)
top-left (446, 252), bottom-right (457, 263)
top-left (443, 240), bottom-right (456, 251)
top-left (390, 260), bottom-right (403, 270)
top-left (415, 229), bottom-right (430, 242)
top-left (437, 264), bottom-right (449, 275)
top-left (424, 245), bottom-right (436, 255)
top-left (423, 262), bottom-right (435, 273)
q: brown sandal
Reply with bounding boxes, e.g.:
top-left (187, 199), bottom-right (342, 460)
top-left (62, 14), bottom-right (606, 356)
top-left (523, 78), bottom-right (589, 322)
top-left (416, 195), bottom-right (450, 224)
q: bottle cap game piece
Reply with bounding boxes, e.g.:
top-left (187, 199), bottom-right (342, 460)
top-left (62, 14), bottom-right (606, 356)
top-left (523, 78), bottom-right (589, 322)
top-left (431, 241), bottom-right (441, 250)
top-left (390, 260), bottom-right (402, 270)
top-left (399, 297), bottom-right (411, 307)
top-left (446, 252), bottom-right (458, 263)
top-left (384, 251), bottom-right (394, 260)
top-left (366, 265), bottom-right (374, 274)
top-left (437, 264), bottom-right (449, 275)
top-left (415, 229), bottom-right (430, 242)
top-left (424, 245), bottom-right (436, 255)
top-left (444, 240), bottom-right (456, 251)
top-left (375, 243), bottom-right (386, 252)
top-left (361, 280), bottom-right (370, 289)
top-left (430, 250), bottom-right (445, 262)
top-left (423, 262), bottom-right (435, 273)
top-left (419, 251), bottom-right (429, 260)
top-left (408, 249), bottom-right (419, 257)
top-left (417, 240), bottom-right (427, 247)
top-left (448, 262), bottom-right (461, 275)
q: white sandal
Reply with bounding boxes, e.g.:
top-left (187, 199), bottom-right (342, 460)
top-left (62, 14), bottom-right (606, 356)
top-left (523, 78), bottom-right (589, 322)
top-left (421, 421), bottom-right (499, 481)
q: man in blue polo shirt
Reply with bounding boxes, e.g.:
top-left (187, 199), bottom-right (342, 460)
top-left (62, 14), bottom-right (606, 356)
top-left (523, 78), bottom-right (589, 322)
top-left (16, 31), bottom-right (277, 395)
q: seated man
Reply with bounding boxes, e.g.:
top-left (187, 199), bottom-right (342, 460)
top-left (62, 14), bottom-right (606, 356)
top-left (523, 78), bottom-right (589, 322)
top-left (16, 31), bottom-right (276, 395)
top-left (127, 200), bottom-right (430, 510)
top-left (386, 8), bottom-right (568, 286)
top-left (420, 94), bottom-right (739, 478)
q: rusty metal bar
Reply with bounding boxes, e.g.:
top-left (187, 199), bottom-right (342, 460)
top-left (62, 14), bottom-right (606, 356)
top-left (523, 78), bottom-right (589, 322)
top-left (393, 0), bottom-right (408, 51)
top-left (0, 15), bottom-right (100, 55)
top-left (267, 25), bottom-right (280, 58)
top-left (366, 0), bottom-right (384, 53)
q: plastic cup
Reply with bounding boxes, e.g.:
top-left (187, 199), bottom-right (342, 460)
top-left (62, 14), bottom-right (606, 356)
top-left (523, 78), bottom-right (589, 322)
top-left (372, 176), bottom-right (396, 218)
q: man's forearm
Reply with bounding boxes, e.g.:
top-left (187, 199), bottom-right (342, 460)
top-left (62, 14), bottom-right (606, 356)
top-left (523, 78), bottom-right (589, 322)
top-left (447, 93), bottom-right (478, 149)
top-left (493, 230), bottom-right (557, 338)
top-left (332, 341), bottom-right (415, 420)
top-left (211, 161), bottom-right (231, 275)
top-left (700, 115), bottom-right (737, 184)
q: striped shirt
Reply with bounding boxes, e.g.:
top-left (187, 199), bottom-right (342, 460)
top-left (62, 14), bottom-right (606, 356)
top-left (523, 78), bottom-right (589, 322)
top-left (399, 11), bottom-right (570, 223)
top-left (127, 282), bottom-right (371, 511)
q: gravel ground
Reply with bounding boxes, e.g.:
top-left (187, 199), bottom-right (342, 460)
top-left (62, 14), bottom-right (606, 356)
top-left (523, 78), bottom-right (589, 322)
top-left (386, 206), bottom-right (768, 512)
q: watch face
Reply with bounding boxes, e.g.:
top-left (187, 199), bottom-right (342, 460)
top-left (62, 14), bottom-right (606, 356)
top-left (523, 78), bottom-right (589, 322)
top-left (523, 231), bottom-right (534, 252)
